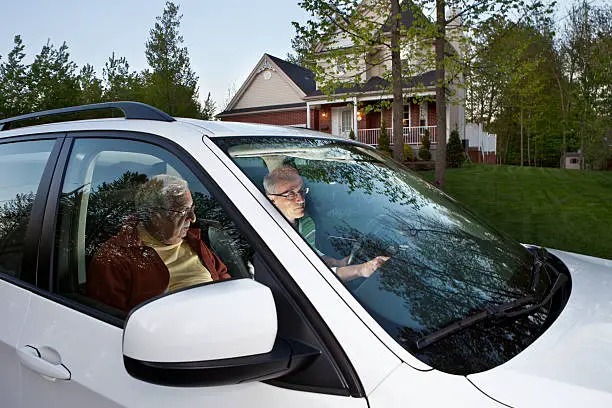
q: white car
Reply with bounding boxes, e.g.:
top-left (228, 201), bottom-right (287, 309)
top-left (0, 102), bottom-right (610, 408)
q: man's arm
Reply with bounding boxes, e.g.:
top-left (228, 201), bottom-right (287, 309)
top-left (334, 256), bottom-right (390, 282)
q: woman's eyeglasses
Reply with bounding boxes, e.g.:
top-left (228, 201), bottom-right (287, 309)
top-left (156, 204), bottom-right (196, 217)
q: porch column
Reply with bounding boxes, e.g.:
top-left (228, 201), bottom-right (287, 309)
top-left (306, 102), bottom-right (311, 129)
top-left (353, 97), bottom-right (358, 135)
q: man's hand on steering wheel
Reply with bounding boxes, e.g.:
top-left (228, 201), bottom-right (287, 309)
top-left (335, 255), bottom-right (390, 282)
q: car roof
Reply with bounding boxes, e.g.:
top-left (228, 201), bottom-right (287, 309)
top-left (0, 115), bottom-right (342, 142)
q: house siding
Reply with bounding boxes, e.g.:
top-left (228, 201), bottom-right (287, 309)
top-left (234, 70), bottom-right (303, 109)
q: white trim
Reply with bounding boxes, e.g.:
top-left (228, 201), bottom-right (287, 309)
top-left (353, 97), bottom-right (358, 134)
top-left (306, 102), bottom-right (311, 129)
top-left (219, 106), bottom-right (306, 117)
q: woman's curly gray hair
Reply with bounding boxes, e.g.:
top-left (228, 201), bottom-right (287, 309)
top-left (135, 174), bottom-right (189, 218)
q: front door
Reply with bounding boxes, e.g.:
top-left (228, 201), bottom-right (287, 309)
top-left (332, 107), bottom-right (353, 138)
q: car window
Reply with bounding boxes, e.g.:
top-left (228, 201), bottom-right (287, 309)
top-left (0, 140), bottom-right (55, 283)
top-left (213, 136), bottom-right (555, 375)
top-left (54, 138), bottom-right (253, 318)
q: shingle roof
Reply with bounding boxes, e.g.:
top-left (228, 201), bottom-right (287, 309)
top-left (306, 70), bottom-right (436, 97)
top-left (217, 102), bottom-right (306, 117)
top-left (266, 54), bottom-right (317, 94)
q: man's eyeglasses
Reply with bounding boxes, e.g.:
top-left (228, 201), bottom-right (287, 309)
top-left (157, 204), bottom-right (196, 217)
top-left (269, 187), bottom-right (309, 201)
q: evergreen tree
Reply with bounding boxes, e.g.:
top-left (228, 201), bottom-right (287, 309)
top-left (28, 40), bottom-right (80, 111)
top-left (378, 120), bottom-right (390, 152)
top-left (144, 1), bottom-right (201, 117)
top-left (446, 129), bottom-right (464, 167)
top-left (102, 52), bottom-right (143, 102)
top-left (0, 36), bottom-right (30, 117)
top-left (79, 64), bottom-right (103, 105)
top-left (201, 92), bottom-right (216, 120)
top-left (418, 130), bottom-right (432, 161)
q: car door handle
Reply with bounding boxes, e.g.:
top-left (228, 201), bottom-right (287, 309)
top-left (17, 345), bottom-right (71, 381)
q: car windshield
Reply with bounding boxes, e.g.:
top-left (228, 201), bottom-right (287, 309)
top-left (213, 136), bottom-right (553, 375)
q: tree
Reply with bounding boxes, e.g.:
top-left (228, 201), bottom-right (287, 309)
top-left (418, 129), bottom-right (432, 160)
top-left (0, 36), bottom-right (30, 117)
top-left (446, 128), bottom-right (463, 167)
top-left (378, 119), bottom-right (390, 151)
top-left (28, 40), bottom-right (80, 112)
top-left (294, 0), bottom-right (551, 189)
top-left (102, 53), bottom-right (144, 102)
top-left (144, 1), bottom-right (201, 117)
top-left (201, 92), bottom-right (216, 120)
top-left (78, 64), bottom-right (103, 105)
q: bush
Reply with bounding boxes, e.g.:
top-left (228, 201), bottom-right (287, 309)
top-left (404, 144), bottom-right (415, 161)
top-left (418, 130), bottom-right (431, 161)
top-left (378, 120), bottom-right (390, 152)
top-left (348, 129), bottom-right (355, 140)
top-left (446, 129), bottom-right (465, 168)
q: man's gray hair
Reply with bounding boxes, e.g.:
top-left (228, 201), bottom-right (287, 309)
top-left (135, 174), bottom-right (189, 215)
top-left (263, 166), bottom-right (301, 194)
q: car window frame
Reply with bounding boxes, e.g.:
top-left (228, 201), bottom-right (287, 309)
top-left (33, 129), bottom-right (364, 398)
top-left (0, 133), bottom-right (65, 291)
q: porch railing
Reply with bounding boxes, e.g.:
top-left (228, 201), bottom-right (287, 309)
top-left (356, 126), bottom-right (437, 146)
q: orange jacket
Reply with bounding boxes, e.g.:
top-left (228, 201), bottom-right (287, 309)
top-left (87, 220), bottom-right (229, 312)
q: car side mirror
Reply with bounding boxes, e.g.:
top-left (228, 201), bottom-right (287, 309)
top-left (123, 278), bottom-right (320, 386)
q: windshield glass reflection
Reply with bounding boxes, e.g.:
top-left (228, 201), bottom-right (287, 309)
top-left (214, 137), bottom-right (551, 374)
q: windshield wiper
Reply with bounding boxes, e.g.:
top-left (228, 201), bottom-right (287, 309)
top-left (415, 271), bottom-right (569, 350)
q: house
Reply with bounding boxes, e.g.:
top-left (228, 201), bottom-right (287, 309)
top-left (218, 4), bottom-right (466, 155)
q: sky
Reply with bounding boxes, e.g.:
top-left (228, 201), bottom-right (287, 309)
top-left (0, 0), bottom-right (598, 112)
top-left (0, 0), bottom-right (310, 110)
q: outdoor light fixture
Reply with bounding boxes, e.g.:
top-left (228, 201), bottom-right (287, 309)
top-left (321, 111), bottom-right (328, 118)
top-left (357, 111), bottom-right (363, 121)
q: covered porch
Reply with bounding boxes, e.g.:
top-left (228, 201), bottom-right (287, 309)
top-left (306, 94), bottom-right (439, 147)
top-left (357, 126), bottom-right (437, 146)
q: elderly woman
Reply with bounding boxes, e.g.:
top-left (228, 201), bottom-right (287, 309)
top-left (87, 174), bottom-right (229, 312)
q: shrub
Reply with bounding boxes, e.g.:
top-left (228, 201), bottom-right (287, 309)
top-left (348, 129), bottom-right (355, 140)
top-left (418, 130), bottom-right (431, 161)
top-left (378, 120), bottom-right (390, 152)
top-left (404, 144), bottom-right (415, 161)
top-left (446, 129), bottom-right (465, 168)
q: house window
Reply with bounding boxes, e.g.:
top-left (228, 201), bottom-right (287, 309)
top-left (403, 104), bottom-right (410, 126)
top-left (419, 102), bottom-right (428, 126)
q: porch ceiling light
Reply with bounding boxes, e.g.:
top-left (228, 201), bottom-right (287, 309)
top-left (357, 111), bottom-right (363, 121)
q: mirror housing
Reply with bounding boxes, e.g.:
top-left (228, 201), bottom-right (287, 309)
top-left (123, 278), bottom-right (319, 386)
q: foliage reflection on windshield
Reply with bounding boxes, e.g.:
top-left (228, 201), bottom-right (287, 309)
top-left (214, 137), bottom-right (548, 375)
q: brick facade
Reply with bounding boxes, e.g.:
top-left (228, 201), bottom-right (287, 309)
top-left (224, 109), bottom-right (308, 127)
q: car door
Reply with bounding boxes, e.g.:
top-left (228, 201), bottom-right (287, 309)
top-left (0, 136), bottom-right (62, 408)
top-left (17, 130), bottom-right (375, 408)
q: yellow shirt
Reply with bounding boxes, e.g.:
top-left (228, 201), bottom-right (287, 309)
top-left (138, 225), bottom-right (213, 292)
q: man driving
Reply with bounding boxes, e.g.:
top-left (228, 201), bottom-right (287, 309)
top-left (87, 174), bottom-right (230, 312)
top-left (264, 166), bottom-right (389, 282)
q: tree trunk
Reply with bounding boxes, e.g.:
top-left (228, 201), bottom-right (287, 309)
top-left (391, 0), bottom-right (404, 162)
top-left (520, 108), bottom-right (524, 166)
top-left (434, 0), bottom-right (447, 189)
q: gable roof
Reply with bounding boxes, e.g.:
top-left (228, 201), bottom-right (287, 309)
top-left (220, 54), bottom-right (316, 115)
top-left (266, 54), bottom-right (316, 94)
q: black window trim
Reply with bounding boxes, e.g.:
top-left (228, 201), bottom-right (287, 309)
top-left (36, 129), bottom-right (364, 398)
top-left (0, 133), bottom-right (65, 292)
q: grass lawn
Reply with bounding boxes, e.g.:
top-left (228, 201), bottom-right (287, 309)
top-left (418, 164), bottom-right (612, 260)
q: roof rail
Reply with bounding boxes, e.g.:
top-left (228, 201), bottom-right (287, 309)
top-left (0, 101), bottom-right (175, 131)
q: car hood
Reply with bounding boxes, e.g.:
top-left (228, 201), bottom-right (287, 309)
top-left (468, 249), bottom-right (612, 407)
